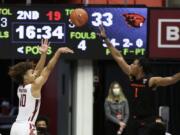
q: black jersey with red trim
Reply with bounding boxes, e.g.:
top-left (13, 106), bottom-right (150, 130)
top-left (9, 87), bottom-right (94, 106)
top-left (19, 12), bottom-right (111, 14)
top-left (130, 75), bottom-right (156, 118)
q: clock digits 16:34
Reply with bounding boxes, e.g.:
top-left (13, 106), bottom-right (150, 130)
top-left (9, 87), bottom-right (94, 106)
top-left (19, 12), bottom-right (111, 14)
top-left (12, 23), bottom-right (65, 43)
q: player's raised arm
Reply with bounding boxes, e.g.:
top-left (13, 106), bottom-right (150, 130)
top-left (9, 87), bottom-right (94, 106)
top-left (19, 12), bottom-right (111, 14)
top-left (149, 72), bottom-right (180, 87)
top-left (33, 47), bottom-right (74, 90)
top-left (33, 39), bottom-right (50, 77)
top-left (98, 24), bottom-right (131, 75)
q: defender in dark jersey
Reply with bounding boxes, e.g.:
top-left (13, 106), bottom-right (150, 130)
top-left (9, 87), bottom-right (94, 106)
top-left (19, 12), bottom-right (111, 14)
top-left (98, 25), bottom-right (180, 135)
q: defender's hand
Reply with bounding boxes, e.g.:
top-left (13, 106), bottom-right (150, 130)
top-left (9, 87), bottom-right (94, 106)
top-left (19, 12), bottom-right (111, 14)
top-left (97, 24), bottom-right (107, 39)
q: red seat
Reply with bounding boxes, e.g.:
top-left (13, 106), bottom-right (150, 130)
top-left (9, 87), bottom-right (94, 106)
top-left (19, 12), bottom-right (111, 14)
top-left (108, 0), bottom-right (135, 5)
top-left (88, 0), bottom-right (107, 4)
top-left (68, 0), bottom-right (164, 6)
top-left (135, 0), bottom-right (163, 7)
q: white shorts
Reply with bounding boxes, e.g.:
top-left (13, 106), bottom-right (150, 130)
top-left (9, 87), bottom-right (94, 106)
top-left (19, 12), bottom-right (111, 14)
top-left (10, 122), bottom-right (37, 135)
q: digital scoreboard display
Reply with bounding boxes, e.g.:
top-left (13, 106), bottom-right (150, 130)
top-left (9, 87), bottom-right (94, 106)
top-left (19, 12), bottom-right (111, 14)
top-left (0, 5), bottom-right (148, 59)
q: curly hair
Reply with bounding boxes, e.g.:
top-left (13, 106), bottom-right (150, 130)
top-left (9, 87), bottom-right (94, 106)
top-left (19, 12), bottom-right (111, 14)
top-left (8, 61), bottom-right (35, 84)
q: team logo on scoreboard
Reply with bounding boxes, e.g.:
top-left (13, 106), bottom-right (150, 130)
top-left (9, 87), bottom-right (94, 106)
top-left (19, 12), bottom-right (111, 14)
top-left (122, 13), bottom-right (145, 28)
top-left (158, 19), bottom-right (180, 48)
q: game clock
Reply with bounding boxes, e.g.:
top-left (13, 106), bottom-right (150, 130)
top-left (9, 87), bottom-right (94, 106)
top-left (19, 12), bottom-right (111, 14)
top-left (13, 23), bottom-right (65, 42)
top-left (0, 5), bottom-right (148, 59)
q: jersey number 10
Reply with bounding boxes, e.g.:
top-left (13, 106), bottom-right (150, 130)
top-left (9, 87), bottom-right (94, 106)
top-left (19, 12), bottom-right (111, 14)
top-left (20, 94), bottom-right (26, 107)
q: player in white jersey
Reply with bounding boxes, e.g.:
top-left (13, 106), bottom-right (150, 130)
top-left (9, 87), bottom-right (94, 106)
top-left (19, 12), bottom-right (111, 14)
top-left (8, 39), bottom-right (74, 135)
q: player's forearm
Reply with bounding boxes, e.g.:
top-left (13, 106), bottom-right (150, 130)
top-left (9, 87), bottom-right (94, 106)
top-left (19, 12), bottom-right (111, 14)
top-left (158, 72), bottom-right (180, 87)
top-left (167, 72), bottom-right (180, 85)
top-left (35, 53), bottom-right (47, 72)
top-left (46, 50), bottom-right (61, 71)
top-left (104, 38), bottom-right (123, 59)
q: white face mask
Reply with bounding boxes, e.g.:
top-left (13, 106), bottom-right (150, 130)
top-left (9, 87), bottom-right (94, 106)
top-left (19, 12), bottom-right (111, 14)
top-left (112, 88), bottom-right (120, 96)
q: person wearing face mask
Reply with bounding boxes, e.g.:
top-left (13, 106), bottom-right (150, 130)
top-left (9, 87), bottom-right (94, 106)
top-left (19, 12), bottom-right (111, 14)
top-left (104, 81), bottom-right (129, 135)
top-left (98, 24), bottom-right (180, 135)
top-left (9, 39), bottom-right (74, 135)
top-left (35, 116), bottom-right (50, 135)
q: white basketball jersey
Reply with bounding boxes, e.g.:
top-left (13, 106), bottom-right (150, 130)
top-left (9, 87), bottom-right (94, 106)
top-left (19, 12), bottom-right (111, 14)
top-left (16, 84), bottom-right (41, 124)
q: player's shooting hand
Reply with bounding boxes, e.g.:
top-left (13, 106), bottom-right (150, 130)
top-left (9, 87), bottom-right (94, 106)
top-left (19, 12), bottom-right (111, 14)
top-left (97, 24), bottom-right (107, 39)
top-left (39, 38), bottom-right (50, 54)
top-left (58, 47), bottom-right (74, 54)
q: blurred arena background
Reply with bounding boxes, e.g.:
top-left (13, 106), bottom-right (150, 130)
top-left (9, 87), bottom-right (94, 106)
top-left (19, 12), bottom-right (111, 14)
top-left (0, 0), bottom-right (180, 135)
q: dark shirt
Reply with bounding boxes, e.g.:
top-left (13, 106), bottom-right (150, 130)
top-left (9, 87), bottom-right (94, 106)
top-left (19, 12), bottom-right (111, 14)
top-left (129, 75), bottom-right (156, 118)
top-left (148, 123), bottom-right (166, 135)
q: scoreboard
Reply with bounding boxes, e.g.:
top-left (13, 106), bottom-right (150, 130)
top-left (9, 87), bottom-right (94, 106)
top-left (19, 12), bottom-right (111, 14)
top-left (0, 5), bottom-right (148, 59)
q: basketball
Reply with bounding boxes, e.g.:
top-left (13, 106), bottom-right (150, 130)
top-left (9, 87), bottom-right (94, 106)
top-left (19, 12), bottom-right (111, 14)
top-left (70, 8), bottom-right (89, 27)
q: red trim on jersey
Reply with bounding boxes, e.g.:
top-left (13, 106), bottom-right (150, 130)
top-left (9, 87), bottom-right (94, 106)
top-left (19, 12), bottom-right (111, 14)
top-left (130, 83), bottom-right (145, 88)
top-left (30, 99), bottom-right (40, 122)
top-left (134, 88), bottom-right (139, 98)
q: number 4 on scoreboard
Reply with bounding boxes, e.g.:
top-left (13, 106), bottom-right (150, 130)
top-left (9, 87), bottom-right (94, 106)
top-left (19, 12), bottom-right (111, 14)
top-left (77, 40), bottom-right (87, 51)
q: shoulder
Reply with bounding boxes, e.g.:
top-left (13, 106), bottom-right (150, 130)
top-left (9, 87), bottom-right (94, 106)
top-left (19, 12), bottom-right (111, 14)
top-left (25, 84), bottom-right (32, 88)
top-left (32, 76), bottom-right (44, 88)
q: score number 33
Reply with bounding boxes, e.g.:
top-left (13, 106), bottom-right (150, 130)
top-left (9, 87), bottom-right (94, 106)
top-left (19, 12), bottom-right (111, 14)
top-left (91, 12), bottom-right (113, 27)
